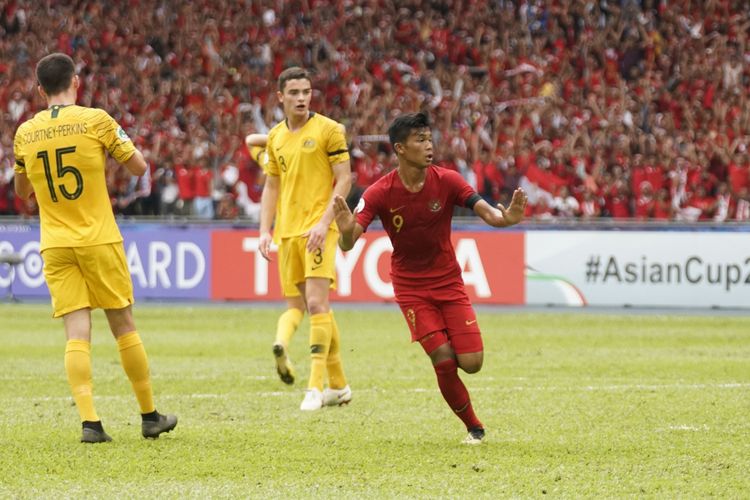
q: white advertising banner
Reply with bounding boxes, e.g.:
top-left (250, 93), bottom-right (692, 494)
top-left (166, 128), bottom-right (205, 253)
top-left (525, 231), bottom-right (750, 308)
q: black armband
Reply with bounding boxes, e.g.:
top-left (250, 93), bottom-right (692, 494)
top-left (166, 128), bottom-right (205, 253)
top-left (465, 193), bottom-right (482, 209)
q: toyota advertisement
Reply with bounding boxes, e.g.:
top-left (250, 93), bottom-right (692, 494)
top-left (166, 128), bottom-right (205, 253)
top-left (2, 224), bottom-right (749, 308)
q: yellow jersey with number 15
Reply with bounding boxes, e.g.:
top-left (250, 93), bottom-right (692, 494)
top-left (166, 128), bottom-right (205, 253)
top-left (265, 112), bottom-right (349, 238)
top-left (13, 104), bottom-right (136, 251)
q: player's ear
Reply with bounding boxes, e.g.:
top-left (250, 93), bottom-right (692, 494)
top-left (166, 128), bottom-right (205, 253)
top-left (72, 74), bottom-right (80, 91)
top-left (276, 90), bottom-right (284, 103)
top-left (37, 85), bottom-right (47, 101)
top-left (394, 142), bottom-right (404, 155)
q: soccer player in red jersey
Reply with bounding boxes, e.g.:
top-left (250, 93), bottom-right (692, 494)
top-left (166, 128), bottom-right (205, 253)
top-left (333, 112), bottom-right (527, 444)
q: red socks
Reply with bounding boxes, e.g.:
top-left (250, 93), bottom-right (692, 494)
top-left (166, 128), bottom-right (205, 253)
top-left (433, 358), bottom-right (483, 430)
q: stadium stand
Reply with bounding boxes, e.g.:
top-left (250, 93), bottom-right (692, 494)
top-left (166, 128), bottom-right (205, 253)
top-left (1, 0), bottom-right (749, 220)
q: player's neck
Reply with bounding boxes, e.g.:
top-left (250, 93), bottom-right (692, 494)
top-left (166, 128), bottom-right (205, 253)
top-left (286, 113), bottom-right (310, 131)
top-left (397, 164), bottom-right (427, 193)
top-left (46, 91), bottom-right (76, 107)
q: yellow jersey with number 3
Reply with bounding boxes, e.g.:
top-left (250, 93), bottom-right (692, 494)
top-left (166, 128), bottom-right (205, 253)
top-left (13, 104), bottom-right (135, 250)
top-left (265, 112), bottom-right (349, 238)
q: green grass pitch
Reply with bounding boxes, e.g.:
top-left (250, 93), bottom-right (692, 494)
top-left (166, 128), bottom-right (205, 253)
top-left (0, 303), bottom-right (748, 498)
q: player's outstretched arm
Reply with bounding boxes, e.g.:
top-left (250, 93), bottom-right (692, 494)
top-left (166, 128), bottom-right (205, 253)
top-left (473, 188), bottom-right (528, 228)
top-left (123, 149), bottom-right (148, 176)
top-left (333, 195), bottom-right (363, 251)
top-left (245, 134), bottom-right (268, 148)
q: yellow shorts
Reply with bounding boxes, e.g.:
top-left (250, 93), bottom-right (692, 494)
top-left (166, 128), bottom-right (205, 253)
top-left (278, 230), bottom-right (338, 296)
top-left (42, 242), bottom-right (134, 318)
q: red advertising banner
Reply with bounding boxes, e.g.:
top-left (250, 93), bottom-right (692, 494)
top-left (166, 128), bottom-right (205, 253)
top-left (211, 229), bottom-right (525, 304)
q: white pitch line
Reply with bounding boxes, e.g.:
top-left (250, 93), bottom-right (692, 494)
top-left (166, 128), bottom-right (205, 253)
top-left (658, 424), bottom-right (710, 432)
top-left (1, 382), bottom-right (748, 403)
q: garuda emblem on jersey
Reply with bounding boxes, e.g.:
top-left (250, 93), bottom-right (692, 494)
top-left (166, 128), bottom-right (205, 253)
top-left (428, 199), bottom-right (442, 212)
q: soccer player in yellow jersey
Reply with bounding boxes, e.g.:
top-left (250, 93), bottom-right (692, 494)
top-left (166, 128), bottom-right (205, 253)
top-left (246, 132), bottom-right (304, 385)
top-left (13, 53), bottom-right (177, 443)
top-left (259, 67), bottom-right (352, 411)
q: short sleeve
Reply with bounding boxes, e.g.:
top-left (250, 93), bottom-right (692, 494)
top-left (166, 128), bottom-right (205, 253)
top-left (265, 133), bottom-right (280, 176)
top-left (12, 126), bottom-right (26, 174)
top-left (355, 185), bottom-right (381, 232)
top-left (91, 109), bottom-right (136, 164)
top-left (326, 122), bottom-right (350, 166)
top-left (250, 146), bottom-right (269, 173)
top-left (446, 169), bottom-right (476, 207)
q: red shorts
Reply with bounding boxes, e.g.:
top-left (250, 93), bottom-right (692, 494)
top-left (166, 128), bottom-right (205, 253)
top-left (395, 281), bottom-right (483, 355)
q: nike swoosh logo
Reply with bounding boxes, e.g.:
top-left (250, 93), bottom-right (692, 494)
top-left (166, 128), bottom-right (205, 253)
top-left (389, 206), bottom-right (405, 213)
top-left (465, 319), bottom-right (477, 325)
top-left (311, 264), bottom-right (322, 270)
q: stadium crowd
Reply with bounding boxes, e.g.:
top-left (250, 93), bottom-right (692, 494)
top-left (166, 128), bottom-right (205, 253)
top-left (1, 0), bottom-right (750, 221)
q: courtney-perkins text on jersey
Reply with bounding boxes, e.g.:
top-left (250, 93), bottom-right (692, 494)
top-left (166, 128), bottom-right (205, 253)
top-left (18, 122), bottom-right (88, 145)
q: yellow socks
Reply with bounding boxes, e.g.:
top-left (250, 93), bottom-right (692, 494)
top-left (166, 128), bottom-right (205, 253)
top-left (326, 311), bottom-right (348, 389)
top-left (116, 332), bottom-right (155, 414)
top-left (64, 340), bottom-right (99, 422)
top-left (308, 313), bottom-right (332, 391)
top-left (276, 307), bottom-right (304, 347)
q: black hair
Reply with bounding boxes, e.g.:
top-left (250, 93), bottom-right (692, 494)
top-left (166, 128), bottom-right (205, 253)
top-left (387, 112), bottom-right (430, 149)
top-left (36, 53), bottom-right (75, 96)
top-left (278, 66), bottom-right (311, 92)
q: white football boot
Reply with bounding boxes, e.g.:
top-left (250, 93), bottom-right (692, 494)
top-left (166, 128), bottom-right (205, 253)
top-left (300, 388), bottom-right (324, 411)
top-left (322, 385), bottom-right (352, 406)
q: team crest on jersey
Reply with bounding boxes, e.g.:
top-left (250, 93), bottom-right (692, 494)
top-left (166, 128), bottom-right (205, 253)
top-left (428, 199), bottom-right (442, 212)
top-left (406, 308), bottom-right (416, 329)
top-left (302, 137), bottom-right (316, 151)
top-left (117, 126), bottom-right (131, 142)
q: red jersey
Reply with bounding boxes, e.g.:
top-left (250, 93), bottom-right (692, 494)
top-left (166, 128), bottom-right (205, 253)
top-left (194, 167), bottom-right (213, 197)
top-left (356, 166), bottom-right (476, 291)
top-left (174, 165), bottom-right (195, 201)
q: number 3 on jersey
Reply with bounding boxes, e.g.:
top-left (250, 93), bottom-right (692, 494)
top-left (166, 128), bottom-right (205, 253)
top-left (37, 146), bottom-right (84, 201)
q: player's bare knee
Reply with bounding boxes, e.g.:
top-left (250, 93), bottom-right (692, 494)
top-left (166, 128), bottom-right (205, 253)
top-left (457, 352), bottom-right (483, 373)
top-left (460, 361), bottom-right (483, 374)
top-left (306, 301), bottom-right (329, 315)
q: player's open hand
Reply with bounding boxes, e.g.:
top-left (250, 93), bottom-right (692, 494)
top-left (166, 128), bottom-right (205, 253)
top-left (497, 188), bottom-right (528, 226)
top-left (332, 195), bottom-right (355, 234)
top-left (304, 221), bottom-right (328, 253)
top-left (259, 231), bottom-right (273, 261)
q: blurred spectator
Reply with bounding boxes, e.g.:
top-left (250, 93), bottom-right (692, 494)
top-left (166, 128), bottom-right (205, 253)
top-left (7, 90), bottom-right (28, 123)
top-left (552, 186), bottom-right (580, 218)
top-left (216, 192), bottom-right (240, 220)
top-left (653, 189), bottom-right (674, 220)
top-left (221, 165), bottom-right (260, 222)
top-left (174, 161), bottom-right (195, 217)
top-left (0, 158), bottom-right (13, 215)
top-left (155, 168), bottom-right (180, 216)
top-left (580, 190), bottom-right (602, 219)
top-left (193, 161), bottom-right (214, 220)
